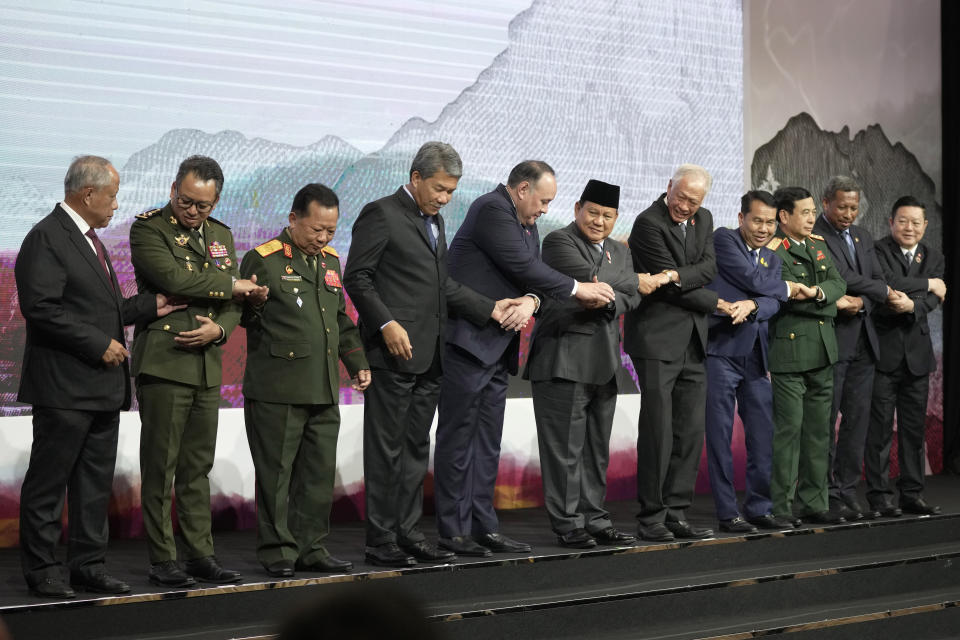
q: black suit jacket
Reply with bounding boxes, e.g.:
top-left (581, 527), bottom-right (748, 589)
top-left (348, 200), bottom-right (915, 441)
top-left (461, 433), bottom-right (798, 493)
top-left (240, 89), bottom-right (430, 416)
top-left (623, 195), bottom-right (718, 360)
top-left (343, 187), bottom-right (493, 374)
top-left (445, 184), bottom-right (574, 374)
top-left (524, 223), bottom-right (640, 385)
top-left (872, 235), bottom-right (942, 376)
top-left (15, 205), bottom-right (157, 411)
top-left (813, 215), bottom-right (888, 360)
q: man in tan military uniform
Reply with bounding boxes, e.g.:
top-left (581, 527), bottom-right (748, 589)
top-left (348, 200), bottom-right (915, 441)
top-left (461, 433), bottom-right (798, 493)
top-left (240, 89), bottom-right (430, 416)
top-left (767, 186), bottom-right (849, 525)
top-left (240, 183), bottom-right (370, 577)
top-left (130, 155), bottom-right (267, 587)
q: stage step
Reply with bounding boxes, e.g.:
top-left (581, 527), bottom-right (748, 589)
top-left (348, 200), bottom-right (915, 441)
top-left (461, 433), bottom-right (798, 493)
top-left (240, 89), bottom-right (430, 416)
top-left (3, 515), bottom-right (959, 640)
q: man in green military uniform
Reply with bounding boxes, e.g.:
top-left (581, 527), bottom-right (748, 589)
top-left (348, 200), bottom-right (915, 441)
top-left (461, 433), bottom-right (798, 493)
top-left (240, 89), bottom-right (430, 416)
top-left (130, 155), bottom-right (268, 587)
top-left (767, 186), bottom-right (851, 525)
top-left (240, 183), bottom-right (370, 578)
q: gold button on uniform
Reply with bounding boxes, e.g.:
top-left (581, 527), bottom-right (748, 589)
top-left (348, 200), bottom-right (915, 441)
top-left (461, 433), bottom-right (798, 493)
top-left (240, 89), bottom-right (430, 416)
top-left (325, 328), bottom-right (330, 333)
top-left (163, 324), bottom-right (170, 331)
top-left (819, 320), bottom-right (824, 325)
top-left (208, 312), bottom-right (215, 318)
top-left (288, 351), bottom-right (295, 358)
top-left (789, 333), bottom-right (795, 340)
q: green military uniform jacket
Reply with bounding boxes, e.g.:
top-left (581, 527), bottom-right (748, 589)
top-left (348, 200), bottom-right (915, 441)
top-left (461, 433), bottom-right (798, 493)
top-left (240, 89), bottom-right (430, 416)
top-left (766, 231), bottom-right (847, 373)
top-left (239, 229), bottom-right (367, 405)
top-left (129, 202), bottom-right (241, 388)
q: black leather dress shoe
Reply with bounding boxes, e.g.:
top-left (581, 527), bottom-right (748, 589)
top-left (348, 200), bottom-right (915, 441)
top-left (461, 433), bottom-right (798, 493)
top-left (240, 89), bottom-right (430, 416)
top-left (149, 561), bottom-right (197, 588)
top-left (438, 536), bottom-right (492, 557)
top-left (475, 532), bottom-right (532, 553)
top-left (846, 500), bottom-right (879, 520)
top-left (666, 520), bottom-right (713, 539)
top-left (638, 523), bottom-right (675, 542)
top-left (874, 504), bottom-right (903, 518)
top-left (400, 540), bottom-right (456, 562)
top-left (591, 527), bottom-right (636, 545)
top-left (365, 543), bottom-right (417, 567)
top-left (296, 555), bottom-right (353, 572)
top-left (185, 556), bottom-right (243, 583)
top-left (748, 514), bottom-right (796, 529)
top-left (29, 577), bottom-right (76, 599)
top-left (557, 528), bottom-right (597, 548)
top-left (901, 497), bottom-right (941, 515)
top-left (830, 502), bottom-right (862, 521)
top-left (71, 569), bottom-right (131, 594)
top-left (264, 560), bottom-right (295, 578)
top-left (718, 516), bottom-right (757, 534)
top-left (802, 510), bottom-right (846, 525)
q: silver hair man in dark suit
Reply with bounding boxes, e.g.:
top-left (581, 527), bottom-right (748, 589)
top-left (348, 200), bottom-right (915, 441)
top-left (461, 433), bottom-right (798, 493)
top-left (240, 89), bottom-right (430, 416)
top-left (525, 180), bottom-right (658, 548)
top-left (15, 156), bottom-right (181, 598)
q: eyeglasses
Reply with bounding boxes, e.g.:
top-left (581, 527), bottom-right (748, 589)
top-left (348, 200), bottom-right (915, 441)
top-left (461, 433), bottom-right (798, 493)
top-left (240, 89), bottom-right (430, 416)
top-left (174, 189), bottom-right (215, 214)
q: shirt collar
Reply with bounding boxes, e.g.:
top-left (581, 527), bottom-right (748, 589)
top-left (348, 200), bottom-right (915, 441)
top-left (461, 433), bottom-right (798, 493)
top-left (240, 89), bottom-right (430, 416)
top-left (60, 201), bottom-right (91, 235)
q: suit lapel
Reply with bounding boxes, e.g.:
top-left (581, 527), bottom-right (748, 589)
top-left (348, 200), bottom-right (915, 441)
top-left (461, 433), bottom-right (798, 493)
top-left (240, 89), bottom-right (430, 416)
top-left (57, 208), bottom-right (116, 299)
top-left (396, 188), bottom-right (434, 253)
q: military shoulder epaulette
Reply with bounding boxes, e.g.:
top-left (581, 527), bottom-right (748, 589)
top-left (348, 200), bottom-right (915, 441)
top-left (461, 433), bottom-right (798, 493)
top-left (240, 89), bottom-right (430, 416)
top-left (134, 208), bottom-right (160, 221)
top-left (809, 233), bottom-right (824, 241)
top-left (206, 217), bottom-right (231, 230)
top-left (766, 237), bottom-right (783, 251)
top-left (321, 245), bottom-right (339, 258)
top-left (255, 239), bottom-right (284, 257)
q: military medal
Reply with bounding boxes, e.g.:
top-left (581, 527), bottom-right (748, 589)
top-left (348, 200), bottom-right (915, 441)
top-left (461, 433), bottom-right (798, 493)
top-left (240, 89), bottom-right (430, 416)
top-left (324, 269), bottom-right (342, 288)
top-left (224, 257), bottom-right (232, 266)
top-left (208, 241), bottom-right (229, 258)
top-left (285, 265), bottom-right (294, 274)
top-left (175, 234), bottom-right (189, 247)
top-left (296, 297), bottom-right (303, 308)
top-left (816, 250), bottom-right (825, 261)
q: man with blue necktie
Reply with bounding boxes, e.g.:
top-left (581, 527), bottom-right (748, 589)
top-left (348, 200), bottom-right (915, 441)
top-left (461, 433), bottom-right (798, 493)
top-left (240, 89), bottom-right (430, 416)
top-left (704, 191), bottom-right (814, 533)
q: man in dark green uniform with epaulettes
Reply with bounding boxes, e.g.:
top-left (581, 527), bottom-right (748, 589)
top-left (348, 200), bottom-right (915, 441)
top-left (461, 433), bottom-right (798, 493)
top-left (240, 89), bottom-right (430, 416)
top-left (130, 155), bottom-right (268, 588)
top-left (240, 183), bottom-right (370, 578)
top-left (766, 186), bottom-right (850, 526)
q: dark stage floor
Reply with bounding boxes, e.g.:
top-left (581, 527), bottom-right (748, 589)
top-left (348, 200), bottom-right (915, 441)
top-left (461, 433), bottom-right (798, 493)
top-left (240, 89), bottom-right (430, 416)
top-left (2, 474), bottom-right (958, 610)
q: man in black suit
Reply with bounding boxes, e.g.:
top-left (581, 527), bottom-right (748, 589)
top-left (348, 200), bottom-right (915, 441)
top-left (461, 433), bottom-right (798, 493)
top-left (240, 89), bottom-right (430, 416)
top-left (813, 176), bottom-right (890, 521)
top-left (15, 156), bottom-right (181, 598)
top-left (343, 142), bottom-right (516, 567)
top-left (624, 164), bottom-right (726, 542)
top-left (865, 196), bottom-right (946, 516)
top-left (525, 179), bottom-right (651, 548)
top-left (433, 161), bottom-right (616, 557)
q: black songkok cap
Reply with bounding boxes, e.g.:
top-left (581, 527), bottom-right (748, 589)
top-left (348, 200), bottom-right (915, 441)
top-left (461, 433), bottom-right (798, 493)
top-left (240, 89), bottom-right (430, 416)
top-left (580, 179), bottom-right (620, 209)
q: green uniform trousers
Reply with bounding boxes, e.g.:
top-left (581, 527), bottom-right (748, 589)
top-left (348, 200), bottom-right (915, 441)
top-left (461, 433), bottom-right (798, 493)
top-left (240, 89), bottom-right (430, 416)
top-left (138, 377), bottom-right (220, 563)
top-left (770, 365), bottom-right (834, 516)
top-left (244, 399), bottom-right (339, 567)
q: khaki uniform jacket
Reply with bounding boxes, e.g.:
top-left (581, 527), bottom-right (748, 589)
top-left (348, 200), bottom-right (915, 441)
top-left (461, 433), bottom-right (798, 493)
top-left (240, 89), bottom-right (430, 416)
top-left (129, 202), bottom-right (241, 387)
top-left (767, 231), bottom-right (847, 373)
top-left (239, 229), bottom-right (367, 405)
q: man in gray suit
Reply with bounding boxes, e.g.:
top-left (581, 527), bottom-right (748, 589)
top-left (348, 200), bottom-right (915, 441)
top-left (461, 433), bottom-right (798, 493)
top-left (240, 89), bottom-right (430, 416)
top-left (526, 180), bottom-right (658, 548)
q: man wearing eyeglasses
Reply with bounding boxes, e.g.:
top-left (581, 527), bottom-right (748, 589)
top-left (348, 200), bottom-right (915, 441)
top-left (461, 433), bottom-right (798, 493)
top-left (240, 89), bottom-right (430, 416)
top-left (130, 155), bottom-right (267, 588)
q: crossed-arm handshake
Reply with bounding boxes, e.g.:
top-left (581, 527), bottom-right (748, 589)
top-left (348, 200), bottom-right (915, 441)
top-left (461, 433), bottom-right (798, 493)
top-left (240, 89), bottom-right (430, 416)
top-left (884, 278), bottom-right (947, 314)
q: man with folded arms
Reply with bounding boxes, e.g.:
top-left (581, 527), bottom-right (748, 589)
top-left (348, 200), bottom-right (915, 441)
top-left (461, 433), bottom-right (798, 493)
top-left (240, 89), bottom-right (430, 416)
top-left (865, 196), bottom-right (945, 517)
top-left (526, 179), bottom-right (654, 548)
top-left (704, 190), bottom-right (811, 534)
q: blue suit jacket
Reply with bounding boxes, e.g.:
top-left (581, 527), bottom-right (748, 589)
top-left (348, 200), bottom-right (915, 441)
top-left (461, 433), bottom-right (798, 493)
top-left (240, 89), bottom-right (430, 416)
top-left (705, 226), bottom-right (788, 370)
top-left (446, 184), bottom-right (574, 373)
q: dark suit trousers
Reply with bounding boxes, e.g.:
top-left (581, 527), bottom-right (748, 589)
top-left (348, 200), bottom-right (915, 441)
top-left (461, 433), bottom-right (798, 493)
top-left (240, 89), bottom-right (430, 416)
top-left (827, 329), bottom-right (876, 504)
top-left (704, 343), bottom-right (775, 522)
top-left (138, 377), bottom-right (220, 563)
top-left (632, 340), bottom-right (706, 526)
top-left (245, 399), bottom-right (340, 567)
top-left (20, 406), bottom-right (119, 583)
top-left (434, 343), bottom-right (509, 538)
top-left (865, 367), bottom-right (929, 507)
top-left (362, 357), bottom-right (440, 547)
top-left (532, 378), bottom-right (617, 535)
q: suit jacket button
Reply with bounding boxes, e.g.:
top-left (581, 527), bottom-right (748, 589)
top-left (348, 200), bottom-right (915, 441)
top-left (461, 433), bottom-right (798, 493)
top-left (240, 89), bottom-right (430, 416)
top-left (288, 351), bottom-right (295, 358)
top-left (789, 333), bottom-right (795, 340)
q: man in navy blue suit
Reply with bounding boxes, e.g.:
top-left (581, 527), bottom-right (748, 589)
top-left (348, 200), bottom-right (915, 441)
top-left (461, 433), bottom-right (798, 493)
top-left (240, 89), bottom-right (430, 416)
top-left (704, 191), bottom-right (812, 533)
top-left (433, 161), bottom-right (616, 557)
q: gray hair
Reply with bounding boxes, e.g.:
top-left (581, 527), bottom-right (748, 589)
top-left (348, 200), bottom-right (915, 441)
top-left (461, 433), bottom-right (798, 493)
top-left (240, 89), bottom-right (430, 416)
top-left (63, 155), bottom-right (114, 195)
top-left (671, 164), bottom-right (713, 193)
top-left (822, 175), bottom-right (860, 202)
top-left (409, 141), bottom-right (463, 180)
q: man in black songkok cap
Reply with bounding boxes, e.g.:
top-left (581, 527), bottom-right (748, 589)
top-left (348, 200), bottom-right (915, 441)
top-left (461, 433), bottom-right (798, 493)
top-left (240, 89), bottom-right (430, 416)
top-left (524, 179), bottom-right (660, 548)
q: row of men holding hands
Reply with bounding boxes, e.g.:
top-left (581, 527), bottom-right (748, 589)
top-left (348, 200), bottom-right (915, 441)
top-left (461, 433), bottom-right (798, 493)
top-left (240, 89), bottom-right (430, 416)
top-left (14, 145), bottom-right (943, 599)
